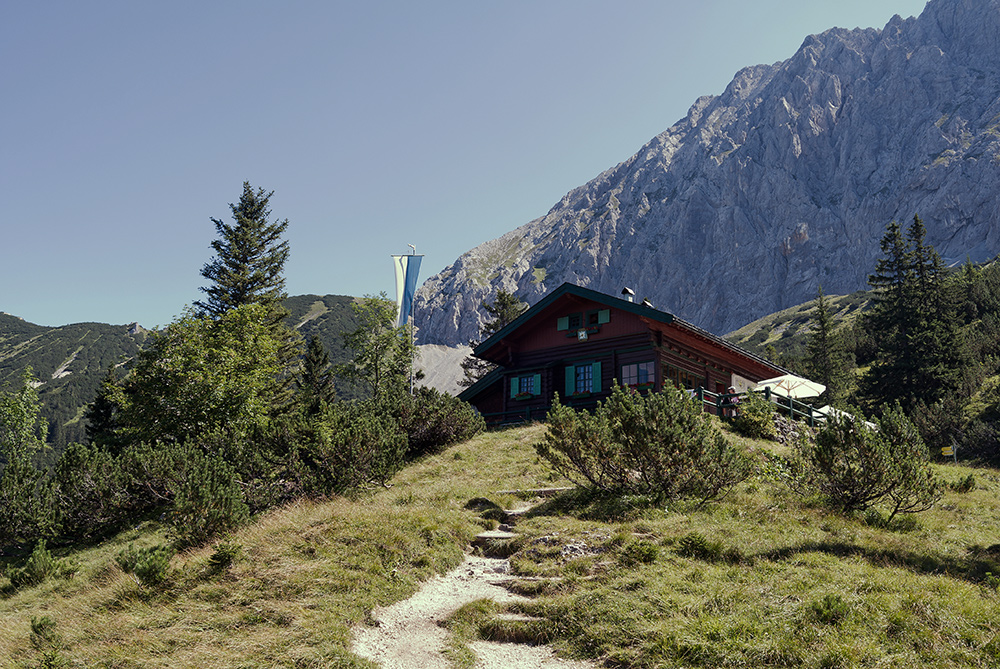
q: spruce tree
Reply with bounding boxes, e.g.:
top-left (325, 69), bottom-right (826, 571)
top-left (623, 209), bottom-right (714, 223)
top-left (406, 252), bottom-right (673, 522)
top-left (297, 335), bottom-right (337, 414)
top-left (861, 215), bottom-right (963, 411)
top-left (84, 366), bottom-right (124, 453)
top-left (195, 182), bottom-right (290, 318)
top-left (459, 290), bottom-right (528, 388)
top-left (805, 286), bottom-right (853, 405)
top-left (195, 182), bottom-right (302, 407)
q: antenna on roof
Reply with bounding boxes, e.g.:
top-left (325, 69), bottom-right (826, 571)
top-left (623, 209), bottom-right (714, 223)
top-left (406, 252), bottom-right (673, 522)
top-left (621, 287), bottom-right (635, 303)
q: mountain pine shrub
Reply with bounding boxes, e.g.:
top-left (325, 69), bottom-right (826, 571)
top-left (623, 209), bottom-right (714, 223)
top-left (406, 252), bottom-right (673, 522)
top-left (536, 383), bottom-right (752, 504)
top-left (116, 543), bottom-right (175, 587)
top-left (50, 442), bottom-right (128, 541)
top-left (168, 446), bottom-right (249, 548)
top-left (790, 403), bottom-right (942, 520)
top-left (394, 387), bottom-right (485, 458)
top-left (8, 540), bottom-right (73, 590)
top-left (730, 390), bottom-right (778, 440)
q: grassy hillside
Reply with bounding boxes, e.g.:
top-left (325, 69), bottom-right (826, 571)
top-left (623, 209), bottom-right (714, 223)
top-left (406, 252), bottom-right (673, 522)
top-left (724, 291), bottom-right (869, 364)
top-left (3, 422), bottom-right (999, 667)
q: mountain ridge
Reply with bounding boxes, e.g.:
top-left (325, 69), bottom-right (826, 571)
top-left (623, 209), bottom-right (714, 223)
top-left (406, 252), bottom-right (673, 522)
top-left (414, 0), bottom-right (1000, 346)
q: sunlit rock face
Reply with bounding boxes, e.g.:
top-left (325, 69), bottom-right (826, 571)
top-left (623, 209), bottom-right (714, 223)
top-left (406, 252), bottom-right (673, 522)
top-left (416, 0), bottom-right (1000, 346)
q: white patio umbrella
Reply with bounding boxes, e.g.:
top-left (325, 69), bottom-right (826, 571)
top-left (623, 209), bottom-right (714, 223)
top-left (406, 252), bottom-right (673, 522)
top-left (753, 374), bottom-right (826, 399)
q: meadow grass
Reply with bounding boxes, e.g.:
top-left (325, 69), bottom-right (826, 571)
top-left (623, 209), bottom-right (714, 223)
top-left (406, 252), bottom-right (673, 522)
top-left (2, 420), bottom-right (999, 667)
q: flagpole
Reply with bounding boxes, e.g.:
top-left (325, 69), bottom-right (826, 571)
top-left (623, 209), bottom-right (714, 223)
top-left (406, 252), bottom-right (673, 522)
top-left (391, 247), bottom-right (423, 396)
top-left (408, 245), bottom-right (415, 396)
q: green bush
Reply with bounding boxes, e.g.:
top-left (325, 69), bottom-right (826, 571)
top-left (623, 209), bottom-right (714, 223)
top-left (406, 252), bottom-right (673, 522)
top-left (208, 541), bottom-right (243, 569)
top-left (8, 540), bottom-right (71, 590)
top-left (168, 447), bottom-right (249, 548)
top-left (619, 540), bottom-right (659, 566)
top-left (675, 531), bottom-right (724, 562)
top-left (791, 404), bottom-right (942, 520)
top-left (50, 442), bottom-right (129, 541)
top-left (396, 387), bottom-right (485, 458)
top-left (116, 543), bottom-right (174, 587)
top-left (730, 391), bottom-right (778, 440)
top-left (950, 473), bottom-right (976, 493)
top-left (292, 399), bottom-right (407, 494)
top-left (536, 384), bottom-right (752, 504)
top-left (808, 593), bottom-right (850, 625)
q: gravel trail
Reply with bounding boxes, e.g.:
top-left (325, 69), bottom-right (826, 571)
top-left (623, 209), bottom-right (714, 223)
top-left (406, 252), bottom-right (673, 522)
top-left (351, 555), bottom-right (595, 669)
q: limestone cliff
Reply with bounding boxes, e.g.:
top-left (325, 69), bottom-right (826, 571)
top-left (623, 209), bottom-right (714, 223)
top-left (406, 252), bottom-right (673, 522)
top-left (416, 0), bottom-right (1000, 345)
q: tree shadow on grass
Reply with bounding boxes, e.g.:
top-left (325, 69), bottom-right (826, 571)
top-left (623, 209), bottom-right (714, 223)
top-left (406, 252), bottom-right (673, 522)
top-left (756, 539), bottom-right (1000, 586)
top-left (525, 486), bottom-right (682, 523)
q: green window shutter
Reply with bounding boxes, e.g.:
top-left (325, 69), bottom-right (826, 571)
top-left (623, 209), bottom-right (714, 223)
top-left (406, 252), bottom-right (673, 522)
top-left (597, 309), bottom-right (610, 324)
top-left (565, 366), bottom-right (575, 396)
top-left (532, 373), bottom-right (541, 396)
top-left (510, 377), bottom-right (519, 399)
top-left (592, 361), bottom-right (602, 393)
top-left (557, 316), bottom-right (569, 331)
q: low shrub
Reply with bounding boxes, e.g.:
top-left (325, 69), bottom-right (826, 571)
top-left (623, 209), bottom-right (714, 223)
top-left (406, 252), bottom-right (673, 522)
top-left (950, 473), bottom-right (976, 493)
top-left (116, 543), bottom-right (174, 587)
top-left (8, 541), bottom-right (72, 590)
top-left (208, 541), bottom-right (243, 569)
top-left (619, 540), bottom-right (659, 566)
top-left (675, 531), bottom-right (724, 562)
top-left (396, 387), bottom-right (485, 458)
top-left (808, 593), bottom-right (850, 625)
top-left (50, 442), bottom-right (129, 542)
top-left (730, 391), bottom-right (778, 440)
top-left (790, 403), bottom-right (942, 520)
top-left (168, 447), bottom-right (249, 548)
top-left (536, 384), bottom-right (752, 504)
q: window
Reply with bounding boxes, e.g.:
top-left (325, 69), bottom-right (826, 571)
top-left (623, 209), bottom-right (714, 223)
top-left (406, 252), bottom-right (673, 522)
top-left (621, 361), bottom-right (655, 387)
top-left (510, 373), bottom-right (541, 399)
top-left (557, 309), bottom-right (609, 332)
top-left (565, 361), bottom-right (602, 396)
top-left (575, 364), bottom-right (592, 393)
top-left (664, 364), bottom-right (701, 390)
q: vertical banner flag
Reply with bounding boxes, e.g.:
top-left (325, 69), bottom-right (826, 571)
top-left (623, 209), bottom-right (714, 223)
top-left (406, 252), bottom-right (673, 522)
top-left (392, 253), bottom-right (423, 328)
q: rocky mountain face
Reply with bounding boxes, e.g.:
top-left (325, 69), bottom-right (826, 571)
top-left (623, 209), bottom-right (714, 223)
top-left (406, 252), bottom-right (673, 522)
top-left (415, 0), bottom-right (1000, 346)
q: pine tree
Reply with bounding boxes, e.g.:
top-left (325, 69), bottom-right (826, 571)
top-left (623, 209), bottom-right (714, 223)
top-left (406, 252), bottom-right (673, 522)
top-left (459, 290), bottom-right (528, 388)
top-left (861, 215), bottom-right (963, 411)
top-left (194, 182), bottom-right (302, 407)
top-left (297, 335), bottom-right (337, 414)
top-left (84, 366), bottom-right (124, 453)
top-left (195, 182), bottom-right (290, 318)
top-left (805, 286), bottom-right (853, 405)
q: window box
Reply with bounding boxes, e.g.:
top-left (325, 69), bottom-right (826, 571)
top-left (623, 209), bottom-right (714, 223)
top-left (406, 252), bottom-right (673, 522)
top-left (513, 391), bottom-right (534, 401)
top-left (629, 381), bottom-right (655, 391)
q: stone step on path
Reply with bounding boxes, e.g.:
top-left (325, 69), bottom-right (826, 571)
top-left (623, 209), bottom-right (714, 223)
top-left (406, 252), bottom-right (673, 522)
top-left (473, 487), bottom-right (572, 547)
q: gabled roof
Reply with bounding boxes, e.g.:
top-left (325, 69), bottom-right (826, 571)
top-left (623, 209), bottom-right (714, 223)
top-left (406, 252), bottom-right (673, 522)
top-left (474, 282), bottom-right (673, 357)
top-left (473, 282), bottom-right (784, 375)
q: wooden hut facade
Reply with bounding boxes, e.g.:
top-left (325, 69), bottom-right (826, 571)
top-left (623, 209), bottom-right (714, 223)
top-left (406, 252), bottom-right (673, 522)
top-left (458, 283), bottom-right (785, 423)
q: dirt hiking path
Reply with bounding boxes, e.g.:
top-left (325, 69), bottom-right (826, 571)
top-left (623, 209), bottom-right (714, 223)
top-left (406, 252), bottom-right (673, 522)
top-left (351, 555), bottom-right (596, 669)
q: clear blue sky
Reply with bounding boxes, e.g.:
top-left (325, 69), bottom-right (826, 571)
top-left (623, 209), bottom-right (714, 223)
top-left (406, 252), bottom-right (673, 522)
top-left (2, 0), bottom-right (928, 328)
